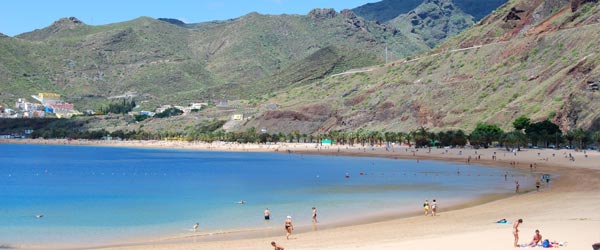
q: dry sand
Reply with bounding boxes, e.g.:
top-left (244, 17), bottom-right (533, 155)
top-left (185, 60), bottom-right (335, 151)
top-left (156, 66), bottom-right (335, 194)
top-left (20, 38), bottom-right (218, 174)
top-left (3, 139), bottom-right (600, 250)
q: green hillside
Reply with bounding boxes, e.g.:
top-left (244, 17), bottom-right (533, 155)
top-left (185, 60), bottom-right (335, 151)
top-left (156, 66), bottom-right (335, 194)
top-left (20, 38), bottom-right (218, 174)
top-left (0, 10), bottom-right (429, 110)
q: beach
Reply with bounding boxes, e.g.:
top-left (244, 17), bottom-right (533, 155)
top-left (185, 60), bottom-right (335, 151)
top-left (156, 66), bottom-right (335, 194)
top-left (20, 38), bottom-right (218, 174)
top-left (3, 139), bottom-right (600, 250)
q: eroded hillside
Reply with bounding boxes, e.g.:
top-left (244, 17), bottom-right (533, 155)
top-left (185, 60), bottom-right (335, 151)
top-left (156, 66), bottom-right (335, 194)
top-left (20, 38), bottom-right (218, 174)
top-left (244, 0), bottom-right (600, 134)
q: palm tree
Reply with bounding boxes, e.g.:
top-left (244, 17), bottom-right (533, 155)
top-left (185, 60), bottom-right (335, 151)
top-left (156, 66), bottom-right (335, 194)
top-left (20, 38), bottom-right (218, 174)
top-left (346, 131), bottom-right (356, 146)
top-left (564, 130), bottom-right (575, 149)
top-left (593, 131), bottom-right (600, 151)
top-left (572, 128), bottom-right (586, 149)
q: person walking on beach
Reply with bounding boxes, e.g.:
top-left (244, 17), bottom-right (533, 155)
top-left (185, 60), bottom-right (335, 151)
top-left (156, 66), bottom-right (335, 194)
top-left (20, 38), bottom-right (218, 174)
top-left (431, 199), bottom-right (438, 216)
top-left (312, 207), bottom-right (318, 223)
top-left (535, 180), bottom-right (541, 191)
top-left (513, 219), bottom-right (523, 247)
top-left (423, 200), bottom-right (430, 216)
top-left (271, 241), bottom-right (285, 250)
top-left (264, 208), bottom-right (271, 220)
top-left (515, 181), bottom-right (520, 193)
top-left (285, 216), bottom-right (294, 240)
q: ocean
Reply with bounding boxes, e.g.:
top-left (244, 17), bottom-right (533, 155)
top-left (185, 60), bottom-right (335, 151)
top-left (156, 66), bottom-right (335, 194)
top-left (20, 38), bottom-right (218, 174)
top-left (0, 143), bottom-right (535, 248)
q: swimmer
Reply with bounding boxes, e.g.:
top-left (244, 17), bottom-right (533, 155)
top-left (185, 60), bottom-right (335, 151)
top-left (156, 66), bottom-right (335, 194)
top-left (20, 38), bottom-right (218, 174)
top-left (36, 214), bottom-right (44, 219)
top-left (237, 200), bottom-right (246, 205)
top-left (264, 208), bottom-right (270, 220)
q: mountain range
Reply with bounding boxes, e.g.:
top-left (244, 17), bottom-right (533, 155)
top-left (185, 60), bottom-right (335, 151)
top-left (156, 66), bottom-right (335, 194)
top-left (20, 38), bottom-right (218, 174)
top-left (0, 0), bottom-right (505, 111)
top-left (242, 0), bottom-right (600, 134)
top-left (2, 0), bottom-right (599, 135)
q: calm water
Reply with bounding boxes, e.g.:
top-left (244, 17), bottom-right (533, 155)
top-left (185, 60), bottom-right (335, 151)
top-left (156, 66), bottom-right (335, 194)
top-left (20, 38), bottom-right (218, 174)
top-left (0, 144), bottom-right (535, 247)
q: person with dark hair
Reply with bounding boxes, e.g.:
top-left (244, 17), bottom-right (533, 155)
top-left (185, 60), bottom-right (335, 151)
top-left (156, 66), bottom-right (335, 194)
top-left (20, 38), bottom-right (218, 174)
top-left (271, 241), bottom-right (284, 250)
top-left (513, 219), bottom-right (523, 247)
top-left (312, 207), bottom-right (318, 223)
top-left (593, 242), bottom-right (600, 250)
top-left (431, 199), bottom-right (438, 216)
top-left (528, 229), bottom-right (542, 247)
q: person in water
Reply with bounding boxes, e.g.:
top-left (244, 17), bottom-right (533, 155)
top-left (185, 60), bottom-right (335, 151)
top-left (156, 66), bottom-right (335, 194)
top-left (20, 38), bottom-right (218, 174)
top-left (264, 208), bottom-right (270, 220)
top-left (312, 207), bottom-right (318, 223)
top-left (285, 216), bottom-right (294, 240)
top-left (193, 222), bottom-right (199, 232)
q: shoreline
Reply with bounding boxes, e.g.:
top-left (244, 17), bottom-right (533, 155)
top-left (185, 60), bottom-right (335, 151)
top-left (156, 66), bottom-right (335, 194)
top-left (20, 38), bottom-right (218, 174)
top-left (2, 139), bottom-right (599, 250)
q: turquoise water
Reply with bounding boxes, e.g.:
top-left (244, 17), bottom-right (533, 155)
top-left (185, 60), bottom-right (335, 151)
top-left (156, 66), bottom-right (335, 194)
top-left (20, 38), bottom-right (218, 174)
top-left (0, 144), bottom-right (534, 247)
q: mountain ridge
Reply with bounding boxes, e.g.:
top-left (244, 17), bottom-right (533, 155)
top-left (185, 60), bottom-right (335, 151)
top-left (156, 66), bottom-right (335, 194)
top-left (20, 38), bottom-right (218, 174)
top-left (352, 0), bottom-right (507, 23)
top-left (242, 0), bottom-right (600, 134)
top-left (1, 10), bottom-right (430, 110)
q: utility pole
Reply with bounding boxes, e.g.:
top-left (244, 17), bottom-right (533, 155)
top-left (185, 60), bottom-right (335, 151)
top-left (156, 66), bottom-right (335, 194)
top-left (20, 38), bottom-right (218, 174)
top-left (385, 46), bottom-right (388, 64)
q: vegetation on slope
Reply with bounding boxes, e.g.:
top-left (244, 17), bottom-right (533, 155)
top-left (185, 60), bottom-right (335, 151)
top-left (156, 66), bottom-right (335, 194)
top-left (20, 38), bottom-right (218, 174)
top-left (0, 9), bottom-right (429, 110)
top-left (246, 0), bottom-right (600, 134)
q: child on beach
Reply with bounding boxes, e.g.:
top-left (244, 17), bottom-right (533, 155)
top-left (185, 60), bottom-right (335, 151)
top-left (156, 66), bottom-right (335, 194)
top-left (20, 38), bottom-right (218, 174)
top-left (423, 200), bottom-right (430, 216)
top-left (271, 241), bottom-right (284, 250)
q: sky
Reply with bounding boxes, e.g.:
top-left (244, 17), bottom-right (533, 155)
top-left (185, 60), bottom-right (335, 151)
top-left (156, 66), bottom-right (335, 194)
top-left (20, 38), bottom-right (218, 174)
top-left (0, 0), bottom-right (379, 37)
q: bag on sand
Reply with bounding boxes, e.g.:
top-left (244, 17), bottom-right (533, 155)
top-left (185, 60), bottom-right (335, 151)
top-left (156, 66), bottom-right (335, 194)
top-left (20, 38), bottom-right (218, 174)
top-left (542, 239), bottom-right (550, 248)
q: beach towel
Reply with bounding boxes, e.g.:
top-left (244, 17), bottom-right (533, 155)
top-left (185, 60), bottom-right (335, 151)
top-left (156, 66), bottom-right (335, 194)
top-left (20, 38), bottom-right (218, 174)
top-left (495, 219), bottom-right (509, 224)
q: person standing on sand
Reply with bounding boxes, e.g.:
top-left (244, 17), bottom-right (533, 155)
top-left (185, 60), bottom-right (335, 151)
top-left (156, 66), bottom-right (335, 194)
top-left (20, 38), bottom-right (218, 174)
top-left (513, 219), bottom-right (523, 247)
top-left (312, 207), bottom-right (318, 223)
top-left (271, 241), bottom-right (284, 250)
top-left (431, 199), bottom-right (437, 216)
top-left (515, 181), bottom-right (520, 193)
top-left (423, 200), bottom-right (430, 216)
top-left (264, 208), bottom-right (271, 220)
top-left (285, 216), bottom-right (294, 240)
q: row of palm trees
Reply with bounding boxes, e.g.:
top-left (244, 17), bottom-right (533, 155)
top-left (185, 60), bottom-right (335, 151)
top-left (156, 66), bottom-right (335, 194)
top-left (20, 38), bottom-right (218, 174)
top-left (32, 124), bottom-right (600, 150)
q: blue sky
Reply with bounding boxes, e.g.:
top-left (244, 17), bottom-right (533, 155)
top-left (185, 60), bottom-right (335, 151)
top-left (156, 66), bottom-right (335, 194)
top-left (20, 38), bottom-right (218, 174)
top-left (0, 0), bottom-right (378, 36)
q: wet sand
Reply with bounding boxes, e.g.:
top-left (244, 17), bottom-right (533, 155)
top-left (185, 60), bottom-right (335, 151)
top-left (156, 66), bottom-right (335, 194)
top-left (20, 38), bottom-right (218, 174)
top-left (3, 139), bottom-right (599, 250)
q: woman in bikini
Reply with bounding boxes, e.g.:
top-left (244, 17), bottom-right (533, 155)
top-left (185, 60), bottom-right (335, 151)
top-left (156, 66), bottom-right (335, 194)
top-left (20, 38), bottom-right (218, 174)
top-left (285, 216), bottom-right (294, 240)
top-left (513, 219), bottom-right (523, 247)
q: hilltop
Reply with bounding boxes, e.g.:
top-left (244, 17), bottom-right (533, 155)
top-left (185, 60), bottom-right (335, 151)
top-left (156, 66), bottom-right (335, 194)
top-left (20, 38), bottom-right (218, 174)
top-left (243, 0), bottom-right (600, 134)
top-left (352, 0), bottom-right (507, 22)
top-left (0, 9), bottom-right (429, 110)
top-left (388, 0), bottom-right (476, 47)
